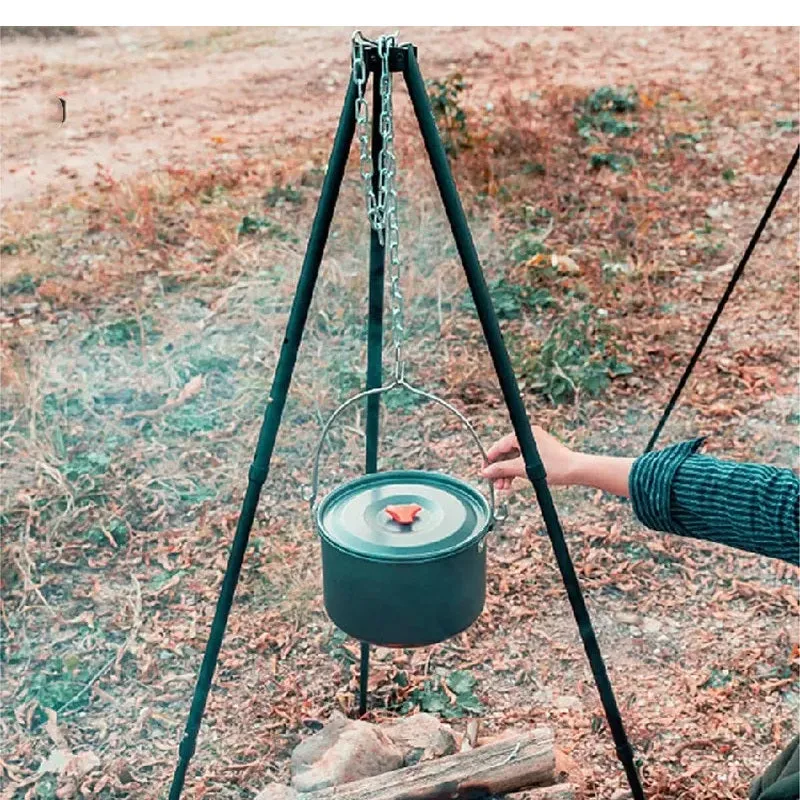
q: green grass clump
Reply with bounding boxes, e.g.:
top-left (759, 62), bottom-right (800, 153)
top-left (512, 306), bottom-right (632, 405)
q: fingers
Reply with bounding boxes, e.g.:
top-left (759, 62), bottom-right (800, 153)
top-left (484, 472), bottom-right (514, 490)
top-left (482, 457), bottom-right (524, 483)
top-left (482, 461), bottom-right (514, 479)
top-left (486, 432), bottom-right (519, 462)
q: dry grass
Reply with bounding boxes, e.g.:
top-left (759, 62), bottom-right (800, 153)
top-left (1, 28), bottom-right (798, 800)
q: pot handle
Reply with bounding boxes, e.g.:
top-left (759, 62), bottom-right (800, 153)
top-left (307, 378), bottom-right (507, 525)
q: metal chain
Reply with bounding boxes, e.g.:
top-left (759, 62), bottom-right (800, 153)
top-left (351, 32), bottom-right (378, 231)
top-left (351, 31), bottom-right (405, 380)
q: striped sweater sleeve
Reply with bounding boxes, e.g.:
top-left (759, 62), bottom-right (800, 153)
top-left (629, 438), bottom-right (800, 565)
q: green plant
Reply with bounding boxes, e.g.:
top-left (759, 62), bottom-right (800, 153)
top-left (577, 86), bottom-right (638, 141)
top-left (500, 278), bottom-right (553, 319)
top-left (427, 73), bottom-right (470, 156)
top-left (164, 405), bottom-right (222, 435)
top-left (722, 168), bottom-right (736, 182)
top-left (510, 233), bottom-right (550, 264)
top-left (512, 307), bottom-right (631, 404)
top-left (577, 113), bottom-right (636, 140)
top-left (585, 86), bottom-right (638, 114)
top-left (80, 315), bottom-right (160, 349)
top-left (264, 184), bottom-right (304, 207)
top-left (489, 278), bottom-right (526, 320)
top-left (589, 152), bottom-right (633, 172)
top-left (26, 655), bottom-right (92, 712)
top-left (397, 669), bottom-right (484, 718)
top-left (521, 161), bottom-right (546, 176)
top-left (460, 277), bottom-right (553, 321)
top-left (237, 215), bottom-right (298, 242)
top-left (65, 450), bottom-right (110, 481)
top-left (327, 628), bottom-right (358, 667)
top-left (1, 273), bottom-right (39, 295)
top-left (700, 668), bottom-right (734, 689)
top-left (666, 131), bottom-right (702, 148)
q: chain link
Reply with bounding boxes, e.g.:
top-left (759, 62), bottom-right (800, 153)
top-left (351, 31), bottom-right (405, 380)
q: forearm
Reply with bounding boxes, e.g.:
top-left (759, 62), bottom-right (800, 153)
top-left (629, 439), bottom-right (800, 565)
top-left (569, 453), bottom-right (635, 498)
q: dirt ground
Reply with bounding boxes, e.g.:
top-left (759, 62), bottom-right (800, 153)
top-left (1, 25), bottom-right (798, 800)
top-left (2, 26), bottom-right (797, 204)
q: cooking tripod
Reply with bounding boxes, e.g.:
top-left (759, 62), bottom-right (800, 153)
top-left (169, 36), bottom-right (683, 800)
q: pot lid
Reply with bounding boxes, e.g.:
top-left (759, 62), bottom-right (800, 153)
top-left (316, 470), bottom-right (491, 562)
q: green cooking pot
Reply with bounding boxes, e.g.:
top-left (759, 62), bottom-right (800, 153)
top-left (309, 379), bottom-right (502, 648)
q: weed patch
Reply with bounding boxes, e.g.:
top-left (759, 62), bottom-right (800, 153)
top-left (577, 86), bottom-right (638, 140)
top-left (395, 669), bottom-right (484, 718)
top-left (237, 215), bottom-right (298, 242)
top-left (589, 152), bottom-right (634, 172)
top-left (465, 277), bottom-right (554, 321)
top-left (427, 73), bottom-right (470, 156)
top-left (512, 306), bottom-right (632, 404)
top-left (264, 184), bottom-right (305, 208)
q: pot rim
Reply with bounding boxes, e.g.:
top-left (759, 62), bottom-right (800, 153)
top-left (315, 469), bottom-right (493, 563)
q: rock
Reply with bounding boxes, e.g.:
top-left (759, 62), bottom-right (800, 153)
top-left (464, 719), bottom-right (479, 751)
top-left (554, 695), bottom-right (581, 711)
top-left (383, 712), bottom-right (457, 765)
top-left (706, 201), bottom-right (731, 220)
top-left (617, 612), bottom-right (640, 626)
top-left (602, 262), bottom-right (635, 278)
top-left (610, 789), bottom-right (633, 800)
top-left (291, 712), bottom-right (403, 792)
top-left (253, 785), bottom-right (298, 800)
top-left (642, 618), bottom-right (662, 634)
top-left (532, 688), bottom-right (554, 707)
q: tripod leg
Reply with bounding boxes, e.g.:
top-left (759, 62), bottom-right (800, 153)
top-left (360, 62), bottom-right (387, 717)
top-left (168, 79), bottom-right (358, 800)
top-left (403, 50), bottom-right (645, 800)
top-left (645, 144), bottom-right (798, 453)
top-left (358, 642), bottom-right (371, 716)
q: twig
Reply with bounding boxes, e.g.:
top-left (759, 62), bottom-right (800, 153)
top-left (343, 425), bottom-right (366, 440)
top-left (500, 739), bottom-right (523, 766)
top-left (121, 375), bottom-right (203, 420)
top-left (57, 652), bottom-right (119, 716)
top-left (58, 575), bottom-right (142, 717)
top-left (437, 270), bottom-right (443, 332)
top-left (10, 550), bottom-right (56, 618)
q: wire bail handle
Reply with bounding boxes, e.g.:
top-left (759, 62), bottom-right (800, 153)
top-left (307, 379), bottom-right (506, 529)
top-left (319, 33), bottom-right (504, 526)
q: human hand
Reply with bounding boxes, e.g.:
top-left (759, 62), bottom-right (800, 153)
top-left (481, 426), bottom-right (578, 490)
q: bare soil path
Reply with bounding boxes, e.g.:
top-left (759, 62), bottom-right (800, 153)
top-left (2, 27), bottom-right (796, 206)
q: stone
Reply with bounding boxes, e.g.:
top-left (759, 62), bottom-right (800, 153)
top-left (706, 201), bottom-right (731, 220)
top-left (253, 784), bottom-right (299, 800)
top-left (382, 712), bottom-right (457, 765)
top-left (290, 712), bottom-right (403, 792)
top-left (642, 618), bottom-right (662, 634)
top-left (532, 688), bottom-right (554, 707)
top-left (554, 695), bottom-right (581, 711)
top-left (616, 612), bottom-right (640, 626)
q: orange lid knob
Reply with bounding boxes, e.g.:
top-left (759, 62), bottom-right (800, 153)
top-left (384, 504), bottom-right (422, 525)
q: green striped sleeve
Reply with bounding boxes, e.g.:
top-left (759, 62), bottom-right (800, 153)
top-left (629, 439), bottom-right (799, 566)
